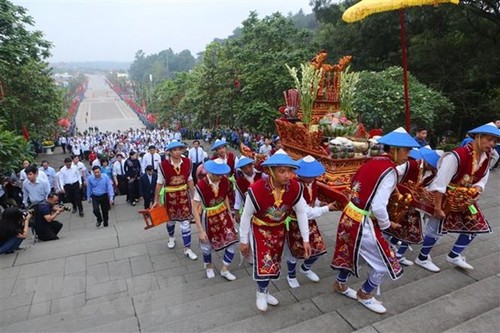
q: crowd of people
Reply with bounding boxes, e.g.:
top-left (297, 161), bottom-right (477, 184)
top-left (1, 121), bottom-right (499, 316)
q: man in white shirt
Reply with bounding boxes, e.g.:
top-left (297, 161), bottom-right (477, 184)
top-left (258, 138), bottom-right (273, 157)
top-left (188, 140), bottom-right (205, 183)
top-left (59, 157), bottom-right (84, 216)
top-left (141, 145), bottom-right (161, 173)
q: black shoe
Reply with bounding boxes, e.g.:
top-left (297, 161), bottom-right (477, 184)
top-left (103, 222), bottom-right (109, 227)
top-left (96, 221), bottom-right (102, 227)
top-left (131, 201), bottom-right (136, 206)
top-left (72, 209), bottom-right (77, 214)
top-left (79, 212), bottom-right (84, 217)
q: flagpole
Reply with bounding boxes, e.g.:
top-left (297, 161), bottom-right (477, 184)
top-left (400, 9), bottom-right (411, 132)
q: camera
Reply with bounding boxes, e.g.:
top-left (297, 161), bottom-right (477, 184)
top-left (58, 204), bottom-right (72, 212)
top-left (22, 208), bottom-right (35, 219)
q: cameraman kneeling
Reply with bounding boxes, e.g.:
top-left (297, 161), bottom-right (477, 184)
top-left (34, 193), bottom-right (64, 241)
top-left (0, 208), bottom-right (31, 254)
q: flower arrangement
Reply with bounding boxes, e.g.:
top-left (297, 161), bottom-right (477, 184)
top-left (285, 63), bottom-right (323, 128)
top-left (42, 140), bottom-right (55, 147)
top-left (319, 112), bottom-right (356, 138)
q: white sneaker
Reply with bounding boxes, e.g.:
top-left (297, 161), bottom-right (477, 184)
top-left (446, 255), bottom-right (474, 270)
top-left (399, 257), bottom-right (414, 266)
top-left (184, 248), bottom-right (198, 260)
top-left (334, 282), bottom-right (357, 300)
top-left (299, 267), bottom-right (320, 282)
top-left (220, 270), bottom-right (236, 281)
top-left (206, 268), bottom-right (215, 279)
top-left (256, 291), bottom-right (268, 312)
top-left (267, 293), bottom-right (279, 306)
top-left (357, 296), bottom-right (387, 314)
top-left (287, 276), bottom-right (300, 288)
top-left (167, 238), bottom-right (176, 249)
top-left (415, 257), bottom-right (440, 272)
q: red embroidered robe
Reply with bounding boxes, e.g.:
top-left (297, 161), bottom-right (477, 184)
top-left (439, 143), bottom-right (491, 234)
top-left (386, 159), bottom-right (434, 244)
top-left (212, 152), bottom-right (236, 208)
top-left (195, 176), bottom-right (237, 251)
top-left (287, 180), bottom-right (327, 259)
top-left (331, 156), bottom-right (403, 280)
top-left (247, 178), bottom-right (302, 280)
top-left (159, 157), bottom-right (192, 221)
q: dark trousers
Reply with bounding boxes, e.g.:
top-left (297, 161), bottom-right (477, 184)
top-left (127, 178), bottom-right (139, 203)
top-left (64, 182), bottom-right (83, 213)
top-left (143, 195), bottom-right (152, 209)
top-left (0, 237), bottom-right (23, 254)
top-left (116, 176), bottom-right (128, 196)
top-left (92, 194), bottom-right (110, 224)
top-left (36, 221), bottom-right (63, 241)
top-left (192, 162), bottom-right (202, 184)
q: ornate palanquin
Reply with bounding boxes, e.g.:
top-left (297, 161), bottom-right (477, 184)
top-left (242, 52), bottom-right (369, 210)
top-left (274, 119), bottom-right (368, 209)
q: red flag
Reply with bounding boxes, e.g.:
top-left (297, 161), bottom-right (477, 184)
top-left (22, 125), bottom-right (30, 141)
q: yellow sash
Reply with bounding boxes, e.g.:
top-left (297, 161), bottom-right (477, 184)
top-left (202, 201), bottom-right (227, 217)
top-left (344, 202), bottom-right (370, 222)
top-left (159, 184), bottom-right (188, 204)
top-left (253, 216), bottom-right (285, 227)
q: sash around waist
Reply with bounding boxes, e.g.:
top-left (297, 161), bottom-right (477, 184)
top-left (253, 216), bottom-right (285, 227)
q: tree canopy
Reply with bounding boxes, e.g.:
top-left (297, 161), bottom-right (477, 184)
top-left (0, 0), bottom-right (63, 141)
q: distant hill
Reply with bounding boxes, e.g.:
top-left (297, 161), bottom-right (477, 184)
top-left (51, 61), bottom-right (131, 72)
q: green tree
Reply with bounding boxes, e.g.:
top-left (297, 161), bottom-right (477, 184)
top-left (0, 120), bottom-right (33, 174)
top-left (353, 67), bottom-right (454, 132)
top-left (0, 0), bottom-right (63, 140)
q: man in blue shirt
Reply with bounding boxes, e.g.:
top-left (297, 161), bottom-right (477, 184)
top-left (39, 160), bottom-right (56, 192)
top-left (413, 127), bottom-right (428, 147)
top-left (87, 166), bottom-right (114, 228)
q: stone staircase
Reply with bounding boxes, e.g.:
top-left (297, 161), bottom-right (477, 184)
top-left (1, 174), bottom-right (499, 332)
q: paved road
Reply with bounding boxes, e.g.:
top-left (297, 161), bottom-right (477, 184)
top-left (75, 75), bottom-right (144, 133)
top-left (1, 148), bottom-right (499, 332)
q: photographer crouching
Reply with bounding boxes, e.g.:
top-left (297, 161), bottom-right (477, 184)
top-left (33, 193), bottom-right (66, 241)
top-left (0, 207), bottom-right (31, 254)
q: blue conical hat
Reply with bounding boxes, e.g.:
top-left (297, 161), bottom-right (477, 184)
top-left (204, 158), bottom-right (231, 175)
top-left (235, 157), bottom-right (254, 169)
top-left (296, 155), bottom-right (326, 178)
top-left (377, 127), bottom-right (420, 148)
top-left (409, 148), bottom-right (421, 160)
top-left (165, 140), bottom-right (186, 151)
top-left (261, 149), bottom-right (298, 169)
top-left (468, 122), bottom-right (500, 138)
top-left (419, 147), bottom-right (440, 169)
top-left (211, 139), bottom-right (227, 151)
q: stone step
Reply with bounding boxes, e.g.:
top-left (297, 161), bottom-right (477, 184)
top-left (372, 275), bottom-right (500, 332)
top-left (205, 300), bottom-right (323, 333)
top-left (76, 316), bottom-right (139, 333)
top-left (273, 311), bottom-right (354, 333)
top-left (133, 270), bottom-right (253, 310)
top-left (2, 294), bottom-right (134, 332)
top-left (442, 306), bottom-right (500, 333)
top-left (312, 244), bottom-right (500, 331)
top-left (145, 289), bottom-right (298, 332)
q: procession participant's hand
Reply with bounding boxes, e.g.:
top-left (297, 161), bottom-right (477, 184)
top-left (302, 241), bottom-right (312, 259)
top-left (390, 221), bottom-right (402, 229)
top-left (327, 202), bottom-right (337, 211)
top-left (198, 230), bottom-right (208, 243)
top-left (434, 208), bottom-right (446, 219)
top-left (152, 201), bottom-right (159, 208)
top-left (240, 243), bottom-right (250, 258)
top-left (234, 210), bottom-right (241, 223)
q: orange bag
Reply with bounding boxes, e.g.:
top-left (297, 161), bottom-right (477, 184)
top-left (139, 205), bottom-right (170, 230)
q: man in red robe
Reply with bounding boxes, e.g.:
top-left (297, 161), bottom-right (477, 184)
top-left (331, 127), bottom-right (420, 314)
top-left (239, 149), bottom-right (311, 312)
top-left (415, 122), bottom-right (499, 273)
top-left (153, 140), bottom-right (197, 261)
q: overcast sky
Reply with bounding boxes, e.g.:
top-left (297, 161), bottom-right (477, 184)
top-left (13, 0), bottom-right (313, 62)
